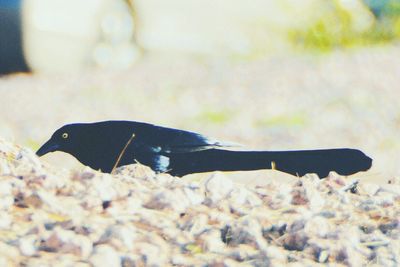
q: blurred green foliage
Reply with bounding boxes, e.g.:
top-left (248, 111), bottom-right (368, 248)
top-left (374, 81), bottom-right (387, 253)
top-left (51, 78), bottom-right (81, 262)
top-left (365, 0), bottom-right (400, 17)
top-left (197, 109), bottom-right (233, 124)
top-left (289, 0), bottom-right (400, 52)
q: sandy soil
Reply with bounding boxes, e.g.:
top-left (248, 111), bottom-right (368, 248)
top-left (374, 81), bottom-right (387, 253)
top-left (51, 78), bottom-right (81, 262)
top-left (0, 46), bottom-right (399, 183)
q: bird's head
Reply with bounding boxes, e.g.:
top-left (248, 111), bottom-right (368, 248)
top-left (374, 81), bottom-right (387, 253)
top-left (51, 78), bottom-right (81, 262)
top-left (36, 123), bottom-right (111, 171)
top-left (36, 122), bottom-right (132, 172)
top-left (36, 124), bottom-right (88, 157)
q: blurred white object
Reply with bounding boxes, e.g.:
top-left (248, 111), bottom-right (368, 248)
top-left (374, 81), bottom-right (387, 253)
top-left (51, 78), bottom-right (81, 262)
top-left (2, 0), bottom-right (374, 74)
top-left (22, 0), bottom-right (140, 73)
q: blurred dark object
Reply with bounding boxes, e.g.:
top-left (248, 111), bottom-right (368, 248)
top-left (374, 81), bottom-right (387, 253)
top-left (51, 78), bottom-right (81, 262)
top-left (0, 0), bottom-right (138, 75)
top-left (364, 0), bottom-right (400, 18)
top-left (0, 0), bottom-right (29, 75)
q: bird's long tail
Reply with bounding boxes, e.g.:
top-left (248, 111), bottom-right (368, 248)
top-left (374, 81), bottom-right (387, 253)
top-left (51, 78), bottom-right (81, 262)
top-left (168, 148), bottom-right (372, 178)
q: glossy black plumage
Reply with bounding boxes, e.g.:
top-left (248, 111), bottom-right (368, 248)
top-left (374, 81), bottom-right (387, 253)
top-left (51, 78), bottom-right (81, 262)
top-left (36, 120), bottom-right (372, 178)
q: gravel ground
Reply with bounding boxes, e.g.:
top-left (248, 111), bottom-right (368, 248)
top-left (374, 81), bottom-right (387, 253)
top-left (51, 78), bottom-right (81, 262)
top-left (0, 46), bottom-right (399, 265)
top-left (0, 138), bottom-right (399, 266)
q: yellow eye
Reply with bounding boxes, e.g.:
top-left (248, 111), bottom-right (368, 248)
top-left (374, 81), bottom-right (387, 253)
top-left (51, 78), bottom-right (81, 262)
top-left (62, 133), bottom-right (69, 139)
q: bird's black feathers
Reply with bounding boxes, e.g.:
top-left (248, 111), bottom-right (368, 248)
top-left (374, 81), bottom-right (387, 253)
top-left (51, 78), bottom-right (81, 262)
top-left (36, 120), bottom-right (373, 178)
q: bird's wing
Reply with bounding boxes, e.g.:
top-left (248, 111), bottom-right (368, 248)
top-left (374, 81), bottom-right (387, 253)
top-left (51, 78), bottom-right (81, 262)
top-left (165, 133), bottom-right (239, 153)
top-left (139, 125), bottom-right (240, 154)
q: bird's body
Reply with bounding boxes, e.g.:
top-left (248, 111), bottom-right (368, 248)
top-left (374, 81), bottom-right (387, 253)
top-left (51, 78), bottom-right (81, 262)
top-left (36, 120), bottom-right (372, 178)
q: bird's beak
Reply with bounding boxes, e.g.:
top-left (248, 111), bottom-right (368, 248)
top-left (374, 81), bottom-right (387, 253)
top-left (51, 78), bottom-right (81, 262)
top-left (36, 140), bottom-right (60, 156)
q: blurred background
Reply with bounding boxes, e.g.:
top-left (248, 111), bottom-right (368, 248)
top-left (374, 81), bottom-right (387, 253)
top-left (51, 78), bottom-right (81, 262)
top-left (0, 0), bottom-right (399, 183)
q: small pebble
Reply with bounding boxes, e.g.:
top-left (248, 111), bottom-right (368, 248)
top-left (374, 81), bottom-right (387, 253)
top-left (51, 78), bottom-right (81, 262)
top-left (89, 245), bottom-right (120, 267)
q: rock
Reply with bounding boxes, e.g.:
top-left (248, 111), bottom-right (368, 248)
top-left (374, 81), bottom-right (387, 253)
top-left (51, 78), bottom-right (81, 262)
top-left (144, 188), bottom-right (191, 212)
top-left (121, 255), bottom-right (136, 267)
top-left (0, 213), bottom-right (12, 229)
top-left (204, 173), bottom-right (234, 203)
top-left (183, 184), bottom-right (205, 206)
top-left (89, 245), bottom-right (120, 267)
top-left (0, 158), bottom-right (11, 174)
top-left (0, 242), bottom-right (21, 265)
top-left (97, 224), bottom-right (136, 251)
top-left (228, 244), bottom-right (261, 262)
top-left (200, 229), bottom-right (226, 253)
top-left (41, 227), bottom-right (93, 259)
top-left (91, 174), bottom-right (118, 201)
top-left (228, 217), bottom-right (267, 251)
top-left (304, 216), bottom-right (332, 238)
top-left (19, 234), bottom-right (37, 256)
top-left (359, 183), bottom-right (380, 196)
top-left (264, 246), bottom-right (287, 262)
top-left (282, 232), bottom-right (308, 251)
top-left (14, 148), bottom-right (43, 174)
top-left (134, 242), bottom-right (169, 266)
top-left (229, 187), bottom-right (262, 207)
top-left (184, 213), bottom-right (209, 235)
top-left (0, 179), bottom-right (14, 210)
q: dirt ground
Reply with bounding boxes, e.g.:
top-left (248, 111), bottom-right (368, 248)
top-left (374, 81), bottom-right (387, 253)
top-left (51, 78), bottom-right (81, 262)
top-left (0, 46), bottom-right (399, 184)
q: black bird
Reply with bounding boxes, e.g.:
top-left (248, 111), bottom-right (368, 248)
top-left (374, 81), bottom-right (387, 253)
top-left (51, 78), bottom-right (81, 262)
top-left (36, 120), bottom-right (372, 178)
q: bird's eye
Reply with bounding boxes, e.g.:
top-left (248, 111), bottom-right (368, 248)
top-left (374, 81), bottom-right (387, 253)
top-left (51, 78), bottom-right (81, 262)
top-left (62, 133), bottom-right (69, 139)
